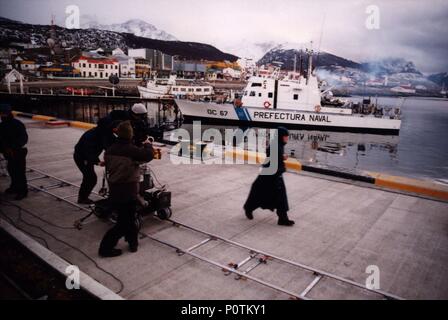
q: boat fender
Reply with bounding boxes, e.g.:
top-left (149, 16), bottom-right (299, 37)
top-left (263, 101), bottom-right (271, 108)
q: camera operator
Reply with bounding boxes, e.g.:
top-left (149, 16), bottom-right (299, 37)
top-left (98, 121), bottom-right (154, 258)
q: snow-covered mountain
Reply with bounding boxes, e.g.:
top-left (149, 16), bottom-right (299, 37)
top-left (81, 17), bottom-right (177, 41)
top-left (258, 43), bottom-right (361, 69)
top-left (222, 41), bottom-right (311, 61)
top-left (427, 72), bottom-right (448, 87)
top-left (361, 58), bottom-right (422, 75)
top-left (221, 40), bottom-right (278, 60)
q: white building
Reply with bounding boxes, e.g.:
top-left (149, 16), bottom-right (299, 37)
top-left (128, 48), bottom-right (148, 59)
top-left (72, 56), bottom-right (119, 79)
top-left (112, 48), bottom-right (125, 56)
top-left (223, 67), bottom-right (242, 80)
top-left (114, 54), bottom-right (136, 78)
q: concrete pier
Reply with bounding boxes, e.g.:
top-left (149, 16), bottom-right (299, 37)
top-left (0, 117), bottom-right (447, 299)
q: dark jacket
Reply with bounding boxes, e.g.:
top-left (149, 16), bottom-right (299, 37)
top-left (105, 139), bottom-right (154, 203)
top-left (0, 116), bottom-right (28, 156)
top-left (74, 127), bottom-right (105, 164)
top-left (97, 110), bottom-right (130, 149)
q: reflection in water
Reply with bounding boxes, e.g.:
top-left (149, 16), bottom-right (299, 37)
top-left (169, 97), bottom-right (448, 180)
top-left (284, 130), bottom-right (398, 167)
top-left (172, 123), bottom-right (399, 175)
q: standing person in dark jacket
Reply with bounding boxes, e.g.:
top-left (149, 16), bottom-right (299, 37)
top-left (0, 104), bottom-right (29, 200)
top-left (99, 121), bottom-right (154, 257)
top-left (243, 127), bottom-right (295, 226)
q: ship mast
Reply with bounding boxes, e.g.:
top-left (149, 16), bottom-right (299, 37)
top-left (293, 53), bottom-right (297, 73)
top-left (306, 41), bottom-right (313, 85)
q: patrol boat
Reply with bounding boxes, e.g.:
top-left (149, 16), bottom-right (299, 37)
top-left (175, 54), bottom-right (402, 135)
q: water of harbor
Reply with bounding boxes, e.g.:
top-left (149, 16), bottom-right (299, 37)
top-left (5, 93), bottom-right (447, 181)
top-left (175, 97), bottom-right (448, 182)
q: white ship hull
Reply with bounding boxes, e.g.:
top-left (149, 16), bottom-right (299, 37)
top-left (175, 100), bottom-right (401, 135)
top-left (138, 85), bottom-right (172, 99)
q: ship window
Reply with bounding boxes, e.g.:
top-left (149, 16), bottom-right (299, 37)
top-left (204, 88), bottom-right (210, 92)
top-left (83, 63), bottom-right (86, 68)
top-left (251, 83), bottom-right (262, 87)
top-left (244, 91), bottom-right (248, 96)
top-left (249, 91), bottom-right (256, 96)
top-left (172, 88), bottom-right (177, 92)
top-left (196, 88), bottom-right (202, 92)
top-left (258, 93), bottom-right (262, 97)
top-left (89, 64), bottom-right (91, 68)
top-left (181, 88), bottom-right (186, 92)
top-left (268, 92), bottom-right (273, 98)
top-left (293, 94), bottom-right (299, 100)
top-left (188, 88), bottom-right (194, 92)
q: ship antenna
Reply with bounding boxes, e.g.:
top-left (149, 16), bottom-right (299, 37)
top-left (315, 12), bottom-right (326, 69)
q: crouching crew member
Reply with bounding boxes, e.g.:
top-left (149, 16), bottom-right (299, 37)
top-left (73, 121), bottom-right (120, 205)
top-left (0, 104), bottom-right (29, 200)
top-left (99, 121), bottom-right (154, 257)
top-left (73, 127), bottom-right (106, 204)
top-left (243, 126), bottom-right (295, 226)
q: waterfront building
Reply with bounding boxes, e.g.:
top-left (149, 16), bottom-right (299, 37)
top-left (128, 48), bottom-right (173, 74)
top-left (113, 54), bottom-right (136, 78)
top-left (134, 58), bottom-right (151, 78)
top-left (173, 60), bottom-right (207, 78)
top-left (71, 56), bottom-right (119, 79)
top-left (222, 67), bottom-right (242, 80)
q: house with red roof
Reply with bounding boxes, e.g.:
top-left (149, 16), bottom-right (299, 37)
top-left (72, 56), bottom-right (119, 79)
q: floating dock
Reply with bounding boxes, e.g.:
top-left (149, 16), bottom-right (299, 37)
top-left (0, 116), bottom-right (447, 299)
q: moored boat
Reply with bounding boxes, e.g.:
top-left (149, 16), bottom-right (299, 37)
top-left (175, 52), bottom-right (402, 135)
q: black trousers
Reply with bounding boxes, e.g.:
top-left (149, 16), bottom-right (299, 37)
top-left (73, 153), bottom-right (97, 200)
top-left (5, 148), bottom-right (28, 195)
top-left (244, 174), bottom-right (289, 214)
top-left (99, 200), bottom-right (138, 252)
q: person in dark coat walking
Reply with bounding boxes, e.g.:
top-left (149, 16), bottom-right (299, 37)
top-left (243, 126), bottom-right (295, 226)
top-left (0, 104), bottom-right (29, 200)
top-left (98, 121), bottom-right (154, 257)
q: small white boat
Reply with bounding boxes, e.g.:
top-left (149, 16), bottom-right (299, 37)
top-left (138, 74), bottom-right (214, 99)
top-left (175, 54), bottom-right (402, 135)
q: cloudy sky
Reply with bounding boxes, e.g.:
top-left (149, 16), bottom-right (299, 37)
top-left (1, 0), bottom-right (447, 73)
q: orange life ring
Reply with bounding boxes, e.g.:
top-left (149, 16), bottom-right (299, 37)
top-left (314, 105), bottom-right (322, 113)
top-left (264, 101), bottom-right (271, 108)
